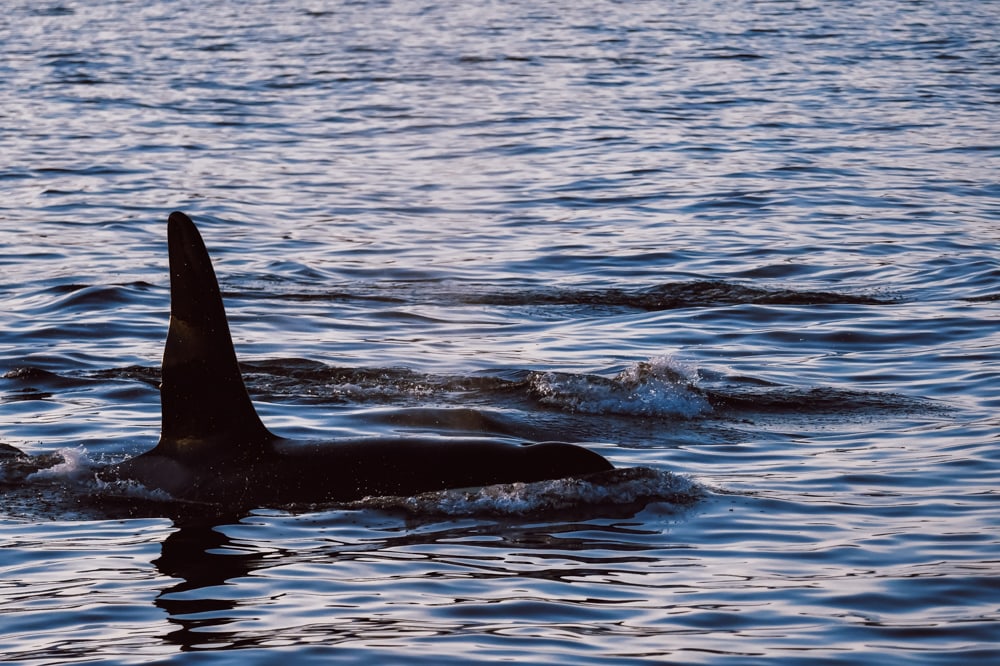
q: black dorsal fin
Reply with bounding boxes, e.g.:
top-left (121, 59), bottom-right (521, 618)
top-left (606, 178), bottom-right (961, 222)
top-left (158, 211), bottom-right (272, 451)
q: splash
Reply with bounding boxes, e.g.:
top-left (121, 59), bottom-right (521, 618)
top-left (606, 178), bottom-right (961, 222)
top-left (529, 356), bottom-right (709, 418)
top-left (0, 445), bottom-right (97, 485)
top-left (24, 446), bottom-right (95, 482)
top-left (0, 445), bottom-right (168, 502)
top-left (362, 467), bottom-right (706, 517)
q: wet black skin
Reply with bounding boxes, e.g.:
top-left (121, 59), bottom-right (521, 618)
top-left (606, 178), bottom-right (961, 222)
top-left (100, 212), bottom-right (612, 507)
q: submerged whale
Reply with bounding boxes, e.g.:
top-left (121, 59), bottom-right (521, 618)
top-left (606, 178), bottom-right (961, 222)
top-left (96, 212), bottom-right (612, 507)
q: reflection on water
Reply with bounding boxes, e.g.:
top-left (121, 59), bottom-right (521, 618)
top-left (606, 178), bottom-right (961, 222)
top-left (154, 515), bottom-right (252, 650)
top-left (150, 509), bottom-right (681, 655)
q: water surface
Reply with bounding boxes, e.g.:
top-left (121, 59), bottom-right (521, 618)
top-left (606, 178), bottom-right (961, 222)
top-left (2, 0), bottom-right (999, 663)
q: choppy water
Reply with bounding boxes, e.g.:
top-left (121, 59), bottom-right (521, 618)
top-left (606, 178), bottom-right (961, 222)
top-left (2, 0), bottom-right (999, 663)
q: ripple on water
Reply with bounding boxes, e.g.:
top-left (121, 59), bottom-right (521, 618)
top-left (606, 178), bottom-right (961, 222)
top-left (2, 0), bottom-right (1000, 663)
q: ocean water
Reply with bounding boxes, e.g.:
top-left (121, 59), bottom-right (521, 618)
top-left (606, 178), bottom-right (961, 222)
top-left (1, 0), bottom-right (999, 663)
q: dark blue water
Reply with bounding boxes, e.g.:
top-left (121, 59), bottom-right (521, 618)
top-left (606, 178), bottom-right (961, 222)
top-left (2, 0), bottom-right (999, 663)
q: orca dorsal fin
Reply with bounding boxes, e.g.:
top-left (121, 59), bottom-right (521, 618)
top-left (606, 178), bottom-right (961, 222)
top-left (158, 211), bottom-right (272, 451)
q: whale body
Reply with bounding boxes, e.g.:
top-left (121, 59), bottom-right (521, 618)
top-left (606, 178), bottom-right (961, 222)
top-left (99, 212), bottom-right (613, 507)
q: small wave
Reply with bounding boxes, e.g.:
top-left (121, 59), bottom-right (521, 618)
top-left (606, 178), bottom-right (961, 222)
top-left (3, 367), bottom-right (61, 381)
top-left (529, 356), bottom-right (710, 418)
top-left (704, 385), bottom-right (936, 415)
top-left (231, 279), bottom-right (892, 313)
top-left (460, 280), bottom-right (892, 310)
top-left (360, 467), bottom-right (705, 517)
top-left (238, 360), bottom-right (505, 404)
top-left (3, 366), bottom-right (92, 388)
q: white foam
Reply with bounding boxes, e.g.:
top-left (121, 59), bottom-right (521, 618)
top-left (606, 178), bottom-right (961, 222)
top-left (9, 448), bottom-right (174, 502)
top-left (530, 355), bottom-right (710, 419)
top-left (25, 447), bottom-right (96, 482)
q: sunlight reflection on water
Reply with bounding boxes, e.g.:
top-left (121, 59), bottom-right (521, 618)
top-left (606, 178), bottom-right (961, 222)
top-left (1, 0), bottom-right (999, 663)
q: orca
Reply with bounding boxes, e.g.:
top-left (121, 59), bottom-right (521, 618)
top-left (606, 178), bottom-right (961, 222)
top-left (98, 212), bottom-right (613, 507)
